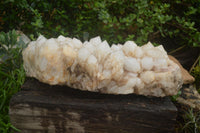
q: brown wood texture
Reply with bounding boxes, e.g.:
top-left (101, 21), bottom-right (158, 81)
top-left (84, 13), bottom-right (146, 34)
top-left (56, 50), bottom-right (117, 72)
top-left (10, 79), bottom-right (177, 133)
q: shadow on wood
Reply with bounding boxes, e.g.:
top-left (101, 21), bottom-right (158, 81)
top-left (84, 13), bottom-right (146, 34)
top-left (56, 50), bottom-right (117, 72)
top-left (9, 79), bottom-right (177, 133)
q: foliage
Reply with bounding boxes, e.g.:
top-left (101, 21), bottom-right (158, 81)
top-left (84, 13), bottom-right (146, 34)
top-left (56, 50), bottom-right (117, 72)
top-left (191, 59), bottom-right (200, 90)
top-left (171, 90), bottom-right (181, 102)
top-left (0, 30), bottom-right (26, 133)
top-left (0, 0), bottom-right (200, 46)
top-left (0, 30), bottom-right (26, 71)
top-left (179, 108), bottom-right (200, 133)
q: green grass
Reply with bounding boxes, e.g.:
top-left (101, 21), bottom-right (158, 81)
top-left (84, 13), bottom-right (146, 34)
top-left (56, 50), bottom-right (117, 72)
top-left (0, 65), bottom-right (25, 133)
top-left (0, 30), bottom-right (26, 133)
top-left (177, 108), bottom-right (200, 133)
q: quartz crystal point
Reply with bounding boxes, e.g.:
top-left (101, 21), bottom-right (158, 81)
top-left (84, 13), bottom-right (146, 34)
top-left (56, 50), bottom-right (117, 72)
top-left (22, 35), bottom-right (183, 97)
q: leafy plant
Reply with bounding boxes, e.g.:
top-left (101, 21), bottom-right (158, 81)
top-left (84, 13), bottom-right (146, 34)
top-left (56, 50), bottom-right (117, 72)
top-left (180, 108), bottom-right (200, 133)
top-left (1, 0), bottom-right (200, 46)
top-left (171, 90), bottom-right (181, 102)
top-left (0, 30), bottom-right (26, 133)
top-left (0, 30), bottom-right (26, 71)
top-left (191, 58), bottom-right (200, 90)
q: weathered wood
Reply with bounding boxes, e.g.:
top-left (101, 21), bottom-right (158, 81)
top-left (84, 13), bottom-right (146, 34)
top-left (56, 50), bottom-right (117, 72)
top-left (10, 79), bottom-right (177, 133)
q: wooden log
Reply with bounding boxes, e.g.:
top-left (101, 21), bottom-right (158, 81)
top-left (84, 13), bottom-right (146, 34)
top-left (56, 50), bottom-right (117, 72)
top-left (9, 79), bottom-right (177, 133)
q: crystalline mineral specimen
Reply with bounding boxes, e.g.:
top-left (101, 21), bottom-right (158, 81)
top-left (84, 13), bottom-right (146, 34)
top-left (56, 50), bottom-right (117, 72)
top-left (22, 35), bottom-right (183, 97)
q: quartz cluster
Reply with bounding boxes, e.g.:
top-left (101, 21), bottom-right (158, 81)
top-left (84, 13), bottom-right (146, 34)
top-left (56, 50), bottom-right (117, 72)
top-left (23, 35), bottom-right (183, 97)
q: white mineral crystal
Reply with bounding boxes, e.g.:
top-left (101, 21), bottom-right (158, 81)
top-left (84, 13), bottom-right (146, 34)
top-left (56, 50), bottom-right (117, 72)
top-left (22, 35), bottom-right (183, 97)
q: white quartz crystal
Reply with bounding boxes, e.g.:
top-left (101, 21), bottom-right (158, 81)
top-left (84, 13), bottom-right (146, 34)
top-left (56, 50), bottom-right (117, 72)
top-left (23, 35), bottom-right (183, 97)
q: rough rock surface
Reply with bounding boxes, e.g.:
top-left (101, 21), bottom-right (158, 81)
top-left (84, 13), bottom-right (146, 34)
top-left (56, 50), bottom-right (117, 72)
top-left (168, 55), bottom-right (195, 84)
top-left (177, 85), bottom-right (200, 110)
top-left (22, 35), bottom-right (183, 97)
